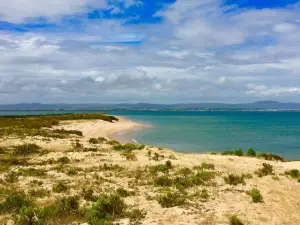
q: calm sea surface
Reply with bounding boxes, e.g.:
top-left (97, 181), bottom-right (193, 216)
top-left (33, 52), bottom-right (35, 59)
top-left (1, 110), bottom-right (300, 160)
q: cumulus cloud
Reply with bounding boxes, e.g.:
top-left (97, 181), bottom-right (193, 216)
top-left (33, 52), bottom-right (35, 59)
top-left (0, 0), bottom-right (300, 103)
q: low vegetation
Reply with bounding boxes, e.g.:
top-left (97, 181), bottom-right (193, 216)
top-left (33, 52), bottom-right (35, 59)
top-left (247, 188), bottom-right (263, 203)
top-left (229, 215), bottom-right (244, 225)
top-left (224, 174), bottom-right (245, 186)
top-left (285, 169), bottom-right (300, 179)
top-left (255, 163), bottom-right (274, 177)
top-left (157, 191), bottom-right (186, 208)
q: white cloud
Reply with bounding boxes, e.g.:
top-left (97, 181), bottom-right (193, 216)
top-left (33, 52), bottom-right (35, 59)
top-left (1, 0), bottom-right (300, 103)
top-left (0, 0), bottom-right (110, 23)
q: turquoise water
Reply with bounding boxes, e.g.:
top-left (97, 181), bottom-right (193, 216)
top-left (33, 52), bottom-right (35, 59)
top-left (111, 111), bottom-right (300, 160)
top-left (1, 110), bottom-right (300, 160)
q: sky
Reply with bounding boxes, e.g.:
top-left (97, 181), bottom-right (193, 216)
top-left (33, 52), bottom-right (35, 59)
top-left (1, 0), bottom-right (300, 104)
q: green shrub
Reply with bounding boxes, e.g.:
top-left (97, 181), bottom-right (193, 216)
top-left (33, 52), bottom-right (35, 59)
top-left (247, 188), bottom-right (263, 203)
top-left (125, 208), bottom-right (146, 224)
top-left (113, 143), bottom-right (145, 151)
top-left (87, 194), bottom-right (127, 225)
top-left (222, 149), bottom-right (244, 156)
top-left (224, 174), bottom-right (245, 186)
top-left (246, 148), bottom-right (256, 156)
top-left (0, 192), bottom-right (33, 213)
top-left (17, 167), bottom-right (46, 177)
top-left (57, 156), bottom-right (70, 164)
top-left (13, 144), bottom-right (41, 156)
top-left (121, 150), bottom-right (137, 161)
top-left (89, 138), bottom-right (99, 144)
top-left (255, 163), bottom-right (274, 177)
top-left (285, 169), bottom-right (300, 179)
top-left (28, 188), bottom-right (50, 198)
top-left (257, 153), bottom-right (284, 162)
top-left (39, 196), bottom-right (80, 220)
top-left (5, 171), bottom-right (19, 183)
top-left (16, 206), bottom-right (37, 225)
top-left (82, 188), bottom-right (97, 202)
top-left (52, 129), bottom-right (83, 137)
top-left (150, 162), bottom-right (172, 174)
top-left (154, 176), bottom-right (173, 186)
top-left (177, 168), bottom-right (193, 177)
top-left (229, 215), bottom-right (244, 225)
top-left (157, 191), bottom-right (185, 208)
top-left (197, 162), bottom-right (215, 170)
top-left (89, 137), bottom-right (108, 144)
top-left (52, 181), bottom-right (69, 193)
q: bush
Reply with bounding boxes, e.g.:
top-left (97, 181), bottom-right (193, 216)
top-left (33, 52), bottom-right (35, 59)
top-left (154, 176), bottom-right (173, 186)
top-left (247, 188), bottom-right (263, 203)
top-left (89, 138), bottom-right (99, 144)
top-left (125, 208), bottom-right (146, 224)
top-left (52, 181), bottom-right (69, 193)
top-left (82, 188), bottom-right (97, 202)
top-left (89, 137), bottom-right (108, 144)
top-left (17, 206), bottom-right (37, 225)
top-left (39, 196), bottom-right (80, 220)
top-left (17, 167), bottom-right (46, 177)
top-left (258, 153), bottom-right (284, 162)
top-left (87, 194), bottom-right (127, 225)
top-left (224, 174), bottom-right (245, 186)
top-left (121, 150), bottom-right (137, 161)
top-left (197, 162), bottom-right (215, 170)
top-left (255, 163), bottom-right (274, 177)
top-left (57, 156), bottom-right (70, 164)
top-left (150, 162), bottom-right (172, 174)
top-left (113, 143), bottom-right (145, 151)
top-left (28, 188), bottom-right (50, 198)
top-left (246, 148), bottom-right (256, 156)
top-left (285, 169), bottom-right (300, 179)
top-left (0, 192), bottom-right (33, 213)
top-left (229, 215), bottom-right (244, 225)
top-left (5, 171), bottom-right (19, 183)
top-left (13, 144), bottom-right (41, 156)
top-left (157, 191), bottom-right (185, 208)
top-left (222, 149), bottom-right (244, 156)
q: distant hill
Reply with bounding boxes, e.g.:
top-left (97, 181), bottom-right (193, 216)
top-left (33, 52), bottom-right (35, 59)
top-left (1, 101), bottom-right (300, 111)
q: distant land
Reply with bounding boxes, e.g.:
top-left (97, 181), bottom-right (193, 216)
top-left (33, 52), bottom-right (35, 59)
top-left (1, 101), bottom-right (300, 111)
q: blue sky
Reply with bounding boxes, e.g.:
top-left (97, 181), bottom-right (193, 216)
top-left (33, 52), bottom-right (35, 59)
top-left (0, 0), bottom-right (300, 103)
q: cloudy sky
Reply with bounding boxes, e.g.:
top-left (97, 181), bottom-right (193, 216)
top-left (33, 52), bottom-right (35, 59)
top-left (0, 0), bottom-right (300, 104)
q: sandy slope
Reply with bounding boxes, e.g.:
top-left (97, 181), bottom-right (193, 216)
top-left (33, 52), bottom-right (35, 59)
top-left (1, 117), bottom-right (300, 225)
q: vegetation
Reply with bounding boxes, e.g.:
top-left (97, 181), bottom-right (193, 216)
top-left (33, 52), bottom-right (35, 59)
top-left (222, 149), bottom-right (244, 156)
top-left (121, 149), bottom-right (137, 161)
top-left (87, 194), bottom-right (126, 224)
top-left (57, 156), bottom-right (71, 164)
top-left (247, 188), bottom-right (263, 203)
top-left (89, 137), bottom-right (108, 144)
top-left (255, 163), bottom-right (274, 177)
top-left (224, 174), bottom-right (245, 186)
top-left (229, 215), bottom-right (244, 225)
top-left (0, 191), bottom-right (33, 213)
top-left (113, 143), bottom-right (145, 151)
top-left (257, 153), bottom-right (285, 162)
top-left (157, 191), bottom-right (186, 208)
top-left (0, 113), bottom-right (118, 138)
top-left (52, 181), bottom-right (70, 193)
top-left (246, 148), bottom-right (256, 156)
top-left (285, 169), bottom-right (300, 179)
top-left (13, 144), bottom-right (41, 156)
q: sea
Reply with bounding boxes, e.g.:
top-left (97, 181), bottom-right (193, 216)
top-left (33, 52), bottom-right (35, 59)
top-left (1, 110), bottom-right (300, 160)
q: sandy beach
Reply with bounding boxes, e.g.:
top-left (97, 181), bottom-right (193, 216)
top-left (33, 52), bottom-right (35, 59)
top-left (1, 115), bottom-right (300, 225)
